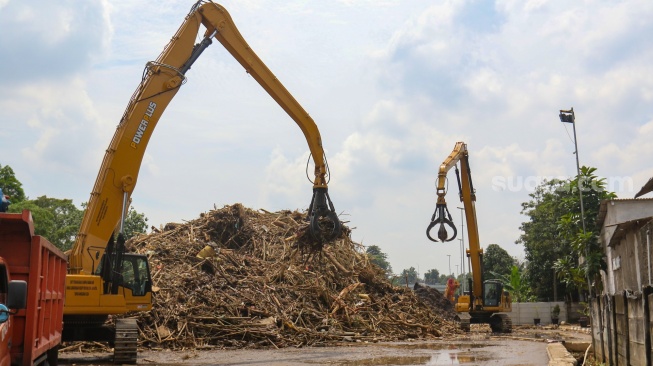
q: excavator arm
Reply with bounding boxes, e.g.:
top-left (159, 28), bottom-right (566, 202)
top-left (426, 142), bottom-right (483, 300)
top-left (69, 0), bottom-right (341, 276)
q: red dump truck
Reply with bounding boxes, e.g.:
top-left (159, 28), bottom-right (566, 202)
top-left (0, 210), bottom-right (66, 366)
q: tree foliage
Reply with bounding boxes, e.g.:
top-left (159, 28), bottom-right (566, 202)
top-left (423, 268), bottom-right (440, 284)
top-left (517, 178), bottom-right (568, 300)
top-left (483, 244), bottom-right (515, 280)
top-left (392, 267), bottom-right (420, 286)
top-left (493, 264), bottom-right (535, 302)
top-left (0, 164), bottom-right (26, 203)
top-left (556, 166), bottom-right (615, 296)
top-left (2, 163), bottom-right (149, 252)
top-left (517, 166), bottom-right (615, 301)
top-left (365, 245), bottom-right (392, 275)
top-left (122, 207), bottom-right (149, 241)
top-left (9, 196), bottom-right (83, 252)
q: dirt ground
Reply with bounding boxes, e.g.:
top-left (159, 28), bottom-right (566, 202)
top-left (59, 324), bottom-right (591, 366)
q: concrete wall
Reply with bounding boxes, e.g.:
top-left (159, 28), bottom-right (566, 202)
top-left (506, 302), bottom-right (567, 325)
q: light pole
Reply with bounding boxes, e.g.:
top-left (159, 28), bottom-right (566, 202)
top-left (559, 108), bottom-right (586, 233)
top-left (447, 254), bottom-right (451, 276)
top-left (458, 239), bottom-right (464, 282)
top-left (457, 207), bottom-right (465, 292)
top-left (559, 107), bottom-right (590, 299)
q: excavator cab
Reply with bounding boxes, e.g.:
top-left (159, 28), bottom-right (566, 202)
top-left (94, 253), bottom-right (153, 305)
top-left (483, 281), bottom-right (502, 307)
top-left (118, 255), bottom-right (152, 298)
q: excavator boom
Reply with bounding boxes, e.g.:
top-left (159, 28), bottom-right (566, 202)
top-left (70, 0), bottom-right (340, 276)
top-left (64, 2), bottom-right (342, 362)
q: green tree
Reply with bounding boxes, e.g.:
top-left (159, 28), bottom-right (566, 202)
top-left (9, 197), bottom-right (148, 252)
top-left (0, 164), bottom-right (149, 251)
top-left (556, 166), bottom-right (615, 297)
top-left (398, 267), bottom-right (419, 285)
top-left (517, 167), bottom-right (615, 301)
top-left (365, 245), bottom-right (393, 275)
top-left (0, 164), bottom-right (26, 203)
top-left (517, 178), bottom-right (570, 300)
top-left (483, 244), bottom-right (515, 280)
top-left (122, 207), bottom-right (149, 240)
top-left (424, 268), bottom-right (440, 284)
top-left (552, 256), bottom-right (586, 302)
top-left (9, 196), bottom-right (83, 252)
top-left (493, 264), bottom-right (534, 302)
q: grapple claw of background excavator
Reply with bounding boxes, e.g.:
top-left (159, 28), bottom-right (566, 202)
top-left (426, 204), bottom-right (457, 242)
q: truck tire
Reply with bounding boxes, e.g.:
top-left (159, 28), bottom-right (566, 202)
top-left (46, 345), bottom-right (59, 366)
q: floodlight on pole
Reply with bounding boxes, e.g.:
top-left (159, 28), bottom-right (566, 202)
top-left (559, 108), bottom-right (586, 233)
top-left (559, 107), bottom-right (590, 300)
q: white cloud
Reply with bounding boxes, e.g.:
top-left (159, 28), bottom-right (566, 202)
top-left (2, 0), bottom-right (653, 277)
top-left (0, 0), bottom-right (109, 84)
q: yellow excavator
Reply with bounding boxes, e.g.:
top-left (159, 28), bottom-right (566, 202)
top-left (63, 1), bottom-right (341, 362)
top-left (426, 142), bottom-right (512, 332)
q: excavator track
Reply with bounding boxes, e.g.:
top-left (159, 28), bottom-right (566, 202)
top-left (114, 319), bottom-right (139, 364)
top-left (490, 313), bottom-right (512, 333)
top-left (457, 313), bottom-right (471, 332)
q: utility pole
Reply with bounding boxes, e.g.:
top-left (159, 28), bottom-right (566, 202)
top-left (559, 107), bottom-right (590, 300)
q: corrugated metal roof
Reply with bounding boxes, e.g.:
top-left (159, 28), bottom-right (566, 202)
top-left (602, 198), bottom-right (653, 202)
top-left (604, 218), bottom-right (651, 247)
top-left (635, 176), bottom-right (653, 198)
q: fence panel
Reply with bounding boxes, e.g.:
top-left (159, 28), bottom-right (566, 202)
top-left (615, 293), bottom-right (629, 365)
top-left (594, 296), bottom-right (605, 364)
top-left (627, 293), bottom-right (646, 366)
top-left (603, 295), bottom-right (616, 366)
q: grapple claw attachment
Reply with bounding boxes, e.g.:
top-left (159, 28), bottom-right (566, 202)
top-left (426, 204), bottom-right (457, 242)
top-left (307, 187), bottom-right (341, 242)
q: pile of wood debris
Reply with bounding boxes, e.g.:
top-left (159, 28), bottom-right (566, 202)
top-left (412, 283), bottom-right (458, 321)
top-left (125, 204), bottom-right (460, 350)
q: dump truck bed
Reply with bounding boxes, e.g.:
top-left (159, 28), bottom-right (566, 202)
top-left (0, 210), bottom-right (67, 366)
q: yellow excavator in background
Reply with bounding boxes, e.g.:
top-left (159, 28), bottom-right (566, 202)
top-left (426, 142), bottom-right (512, 333)
top-left (63, 1), bottom-right (341, 362)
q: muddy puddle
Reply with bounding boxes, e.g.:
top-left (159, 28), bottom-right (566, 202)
top-left (60, 339), bottom-right (548, 365)
top-left (315, 342), bottom-right (497, 365)
top-left (325, 351), bottom-right (492, 365)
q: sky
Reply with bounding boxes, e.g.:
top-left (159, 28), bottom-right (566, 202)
top-left (2, 0), bottom-right (653, 278)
